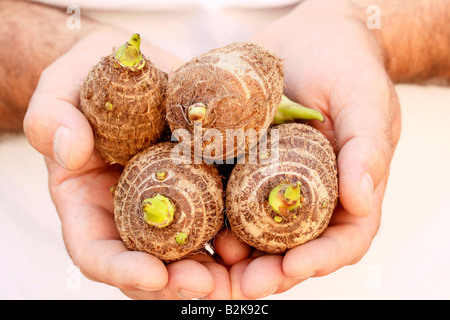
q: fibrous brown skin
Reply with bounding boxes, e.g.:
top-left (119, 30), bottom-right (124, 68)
top-left (226, 123), bottom-right (338, 254)
top-left (166, 42), bottom-right (284, 162)
top-left (113, 142), bottom-right (224, 263)
top-left (80, 53), bottom-right (167, 166)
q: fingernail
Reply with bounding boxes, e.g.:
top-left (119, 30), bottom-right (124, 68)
top-left (360, 173), bottom-right (374, 210)
top-left (53, 126), bottom-right (72, 169)
top-left (134, 285), bottom-right (159, 292)
top-left (294, 271), bottom-right (315, 280)
top-left (177, 289), bottom-right (207, 300)
top-left (262, 285), bottom-right (278, 298)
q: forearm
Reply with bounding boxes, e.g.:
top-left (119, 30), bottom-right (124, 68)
top-left (346, 0), bottom-right (450, 83)
top-left (0, 0), bottom-right (98, 133)
top-left (259, 0), bottom-right (450, 86)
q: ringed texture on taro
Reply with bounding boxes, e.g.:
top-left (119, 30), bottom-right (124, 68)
top-left (166, 42), bottom-right (284, 162)
top-left (226, 123), bottom-right (338, 254)
top-left (80, 34), bottom-right (168, 166)
top-left (113, 142), bottom-right (225, 263)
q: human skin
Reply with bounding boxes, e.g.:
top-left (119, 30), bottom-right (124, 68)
top-left (26, 27), bottom-right (234, 301)
top-left (2, 0), bottom-right (229, 300)
top-left (2, 0), bottom-right (449, 300)
top-left (0, 0), bottom-right (94, 133)
top-left (214, 0), bottom-right (449, 299)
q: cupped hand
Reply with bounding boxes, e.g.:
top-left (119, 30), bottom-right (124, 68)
top-left (214, 0), bottom-right (401, 299)
top-left (23, 29), bottom-right (231, 300)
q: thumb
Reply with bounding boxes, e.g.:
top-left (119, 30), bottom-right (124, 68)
top-left (24, 95), bottom-right (94, 171)
top-left (331, 77), bottom-right (400, 217)
top-left (24, 66), bottom-right (94, 171)
top-left (22, 32), bottom-right (109, 171)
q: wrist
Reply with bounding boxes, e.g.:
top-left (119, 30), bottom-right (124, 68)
top-left (252, 0), bottom-right (387, 96)
top-left (339, 0), bottom-right (450, 83)
top-left (296, 0), bottom-right (387, 60)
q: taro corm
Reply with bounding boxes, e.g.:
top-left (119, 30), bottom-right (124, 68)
top-left (113, 142), bottom-right (224, 263)
top-left (79, 34), bottom-right (167, 166)
top-left (226, 123), bottom-right (338, 254)
top-left (165, 42), bottom-right (284, 162)
top-left (78, 35), bottom-right (337, 262)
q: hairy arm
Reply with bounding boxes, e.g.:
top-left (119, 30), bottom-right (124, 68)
top-left (0, 0), bottom-right (98, 133)
top-left (348, 0), bottom-right (450, 83)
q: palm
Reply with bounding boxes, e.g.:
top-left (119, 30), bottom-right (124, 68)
top-left (46, 152), bottom-right (122, 256)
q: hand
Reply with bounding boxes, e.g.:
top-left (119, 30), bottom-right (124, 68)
top-left (24, 30), bottom-right (231, 300)
top-left (214, 0), bottom-right (401, 299)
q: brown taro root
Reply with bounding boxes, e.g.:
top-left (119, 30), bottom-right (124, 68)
top-left (165, 42), bottom-right (284, 162)
top-left (80, 34), bottom-right (167, 166)
top-left (113, 142), bottom-right (224, 263)
top-left (226, 123), bottom-right (338, 254)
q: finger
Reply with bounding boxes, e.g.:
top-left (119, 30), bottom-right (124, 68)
top-left (24, 96), bottom-right (94, 170)
top-left (330, 72), bottom-right (400, 216)
top-left (23, 31), bottom-right (127, 171)
top-left (230, 259), bottom-right (253, 300)
top-left (231, 255), bottom-right (301, 300)
top-left (23, 40), bottom-right (99, 171)
top-left (77, 242), bottom-right (216, 300)
top-left (74, 239), bottom-right (169, 292)
top-left (24, 33), bottom-right (184, 171)
top-left (201, 262), bottom-right (232, 300)
top-left (52, 167), bottom-right (215, 299)
top-left (183, 252), bottom-right (232, 299)
top-left (121, 259), bottom-right (216, 300)
top-left (282, 215), bottom-right (372, 279)
top-left (214, 228), bottom-right (252, 265)
top-left (240, 255), bottom-right (286, 299)
top-left (160, 259), bottom-right (215, 300)
top-left (282, 174), bottom-right (388, 279)
top-left (48, 162), bottom-right (169, 292)
top-left (57, 195), bottom-right (169, 291)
